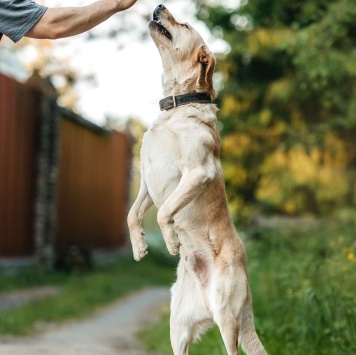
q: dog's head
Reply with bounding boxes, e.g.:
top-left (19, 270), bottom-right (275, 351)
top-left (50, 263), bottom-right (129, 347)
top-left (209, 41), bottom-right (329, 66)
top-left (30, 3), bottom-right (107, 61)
top-left (149, 5), bottom-right (216, 98)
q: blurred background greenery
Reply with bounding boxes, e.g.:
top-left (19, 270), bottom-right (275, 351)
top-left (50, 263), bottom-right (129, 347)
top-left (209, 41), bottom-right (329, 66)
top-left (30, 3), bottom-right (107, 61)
top-left (192, 0), bottom-right (356, 223)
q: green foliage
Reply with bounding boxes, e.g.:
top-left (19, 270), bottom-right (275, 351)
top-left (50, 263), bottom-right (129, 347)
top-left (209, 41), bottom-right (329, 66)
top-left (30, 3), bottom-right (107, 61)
top-left (195, 0), bottom-right (356, 220)
top-left (248, 222), bottom-right (356, 354)
top-left (0, 255), bottom-right (175, 335)
top-left (141, 221), bottom-right (356, 354)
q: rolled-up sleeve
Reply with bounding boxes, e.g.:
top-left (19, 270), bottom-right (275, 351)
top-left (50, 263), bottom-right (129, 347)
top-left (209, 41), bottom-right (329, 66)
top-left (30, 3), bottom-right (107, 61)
top-left (0, 0), bottom-right (47, 43)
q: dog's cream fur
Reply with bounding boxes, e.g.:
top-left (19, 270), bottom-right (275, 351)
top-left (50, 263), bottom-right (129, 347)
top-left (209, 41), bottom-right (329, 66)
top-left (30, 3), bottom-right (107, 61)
top-left (127, 6), bottom-right (267, 355)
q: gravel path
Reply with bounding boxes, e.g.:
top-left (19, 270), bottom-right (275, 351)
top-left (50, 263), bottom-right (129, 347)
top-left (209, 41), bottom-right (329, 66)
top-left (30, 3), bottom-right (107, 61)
top-left (0, 287), bottom-right (170, 355)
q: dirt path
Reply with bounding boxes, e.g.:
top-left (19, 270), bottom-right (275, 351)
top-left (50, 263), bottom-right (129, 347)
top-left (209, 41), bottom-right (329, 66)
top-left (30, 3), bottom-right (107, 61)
top-left (0, 286), bottom-right (59, 312)
top-left (0, 287), bottom-right (170, 355)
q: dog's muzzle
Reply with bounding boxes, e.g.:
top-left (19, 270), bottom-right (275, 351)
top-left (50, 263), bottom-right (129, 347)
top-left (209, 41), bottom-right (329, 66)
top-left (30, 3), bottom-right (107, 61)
top-left (151, 4), bottom-right (172, 40)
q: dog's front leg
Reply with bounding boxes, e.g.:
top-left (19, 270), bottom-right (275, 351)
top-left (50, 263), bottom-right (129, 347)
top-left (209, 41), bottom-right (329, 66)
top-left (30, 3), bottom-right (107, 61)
top-left (157, 166), bottom-right (214, 255)
top-left (127, 177), bottom-right (154, 261)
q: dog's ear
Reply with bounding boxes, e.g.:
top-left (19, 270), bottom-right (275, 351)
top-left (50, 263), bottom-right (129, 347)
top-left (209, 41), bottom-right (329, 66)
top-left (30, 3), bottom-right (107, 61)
top-left (196, 46), bottom-right (216, 98)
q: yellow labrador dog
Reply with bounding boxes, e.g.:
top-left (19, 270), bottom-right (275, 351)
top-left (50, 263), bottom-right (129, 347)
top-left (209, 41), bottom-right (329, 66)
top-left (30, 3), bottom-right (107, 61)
top-left (127, 5), bottom-right (267, 355)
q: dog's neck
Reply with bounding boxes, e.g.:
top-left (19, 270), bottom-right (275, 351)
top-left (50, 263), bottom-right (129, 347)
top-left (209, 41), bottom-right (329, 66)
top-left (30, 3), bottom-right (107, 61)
top-left (161, 74), bottom-right (197, 96)
top-left (161, 64), bottom-right (214, 98)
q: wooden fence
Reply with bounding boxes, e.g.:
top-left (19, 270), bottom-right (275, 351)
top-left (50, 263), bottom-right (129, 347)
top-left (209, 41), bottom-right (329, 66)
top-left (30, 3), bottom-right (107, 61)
top-left (0, 73), bottom-right (131, 266)
top-left (57, 110), bottom-right (131, 251)
top-left (0, 74), bottom-right (39, 257)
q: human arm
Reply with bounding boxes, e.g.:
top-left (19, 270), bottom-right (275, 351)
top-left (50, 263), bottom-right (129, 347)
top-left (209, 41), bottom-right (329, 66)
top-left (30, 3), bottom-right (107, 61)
top-left (25, 0), bottom-right (137, 40)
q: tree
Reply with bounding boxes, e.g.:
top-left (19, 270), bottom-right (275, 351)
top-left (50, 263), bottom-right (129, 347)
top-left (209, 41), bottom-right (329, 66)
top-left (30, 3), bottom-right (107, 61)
top-left (194, 0), bottom-right (356, 221)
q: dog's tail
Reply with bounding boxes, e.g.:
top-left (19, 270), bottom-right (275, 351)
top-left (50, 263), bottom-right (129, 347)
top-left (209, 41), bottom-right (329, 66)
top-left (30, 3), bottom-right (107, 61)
top-left (239, 295), bottom-right (268, 355)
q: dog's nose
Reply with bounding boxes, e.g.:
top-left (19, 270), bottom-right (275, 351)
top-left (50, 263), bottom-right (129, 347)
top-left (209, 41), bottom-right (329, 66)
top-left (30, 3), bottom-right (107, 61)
top-left (155, 4), bottom-right (166, 14)
top-left (154, 4), bottom-right (166, 20)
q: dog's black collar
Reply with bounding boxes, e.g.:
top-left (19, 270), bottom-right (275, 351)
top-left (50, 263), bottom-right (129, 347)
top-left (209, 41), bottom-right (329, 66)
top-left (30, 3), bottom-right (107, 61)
top-left (159, 92), bottom-right (212, 111)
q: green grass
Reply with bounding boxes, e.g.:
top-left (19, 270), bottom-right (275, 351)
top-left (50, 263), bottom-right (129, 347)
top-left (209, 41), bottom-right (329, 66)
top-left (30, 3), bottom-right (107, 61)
top-left (141, 221), bottom-right (356, 355)
top-left (0, 253), bottom-right (175, 335)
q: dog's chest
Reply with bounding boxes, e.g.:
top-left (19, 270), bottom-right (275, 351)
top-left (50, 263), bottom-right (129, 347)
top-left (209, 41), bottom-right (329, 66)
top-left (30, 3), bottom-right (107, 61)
top-left (141, 125), bottom-right (182, 206)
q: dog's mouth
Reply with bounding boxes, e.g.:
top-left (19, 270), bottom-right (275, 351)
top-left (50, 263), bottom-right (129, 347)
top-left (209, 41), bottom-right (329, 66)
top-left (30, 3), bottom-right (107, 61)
top-left (151, 9), bottom-right (172, 40)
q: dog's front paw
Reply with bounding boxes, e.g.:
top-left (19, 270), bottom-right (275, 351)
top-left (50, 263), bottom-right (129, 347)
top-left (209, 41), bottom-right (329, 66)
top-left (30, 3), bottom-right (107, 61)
top-left (130, 228), bottom-right (148, 261)
top-left (132, 243), bottom-right (148, 261)
top-left (157, 209), bottom-right (180, 256)
top-left (132, 240), bottom-right (148, 261)
top-left (160, 224), bottom-right (180, 256)
top-left (166, 237), bottom-right (180, 256)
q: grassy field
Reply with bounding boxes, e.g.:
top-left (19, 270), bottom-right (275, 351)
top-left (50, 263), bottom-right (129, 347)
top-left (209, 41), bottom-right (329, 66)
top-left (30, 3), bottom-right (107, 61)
top-left (0, 253), bottom-right (175, 335)
top-left (142, 221), bottom-right (356, 355)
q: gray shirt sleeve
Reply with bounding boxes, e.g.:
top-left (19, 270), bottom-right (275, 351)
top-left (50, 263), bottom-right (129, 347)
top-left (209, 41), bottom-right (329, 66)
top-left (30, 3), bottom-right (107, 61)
top-left (0, 0), bottom-right (48, 43)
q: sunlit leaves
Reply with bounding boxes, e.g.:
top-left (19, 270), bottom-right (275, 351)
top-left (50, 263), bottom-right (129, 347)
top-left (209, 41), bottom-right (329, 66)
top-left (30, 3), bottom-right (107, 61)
top-left (193, 0), bottom-right (356, 220)
top-left (257, 145), bottom-right (349, 214)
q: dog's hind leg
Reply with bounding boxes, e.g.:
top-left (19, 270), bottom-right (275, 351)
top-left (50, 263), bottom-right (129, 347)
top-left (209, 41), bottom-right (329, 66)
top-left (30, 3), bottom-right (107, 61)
top-left (215, 310), bottom-right (240, 355)
top-left (170, 319), bottom-right (193, 355)
top-left (170, 262), bottom-right (212, 355)
top-left (213, 268), bottom-right (249, 355)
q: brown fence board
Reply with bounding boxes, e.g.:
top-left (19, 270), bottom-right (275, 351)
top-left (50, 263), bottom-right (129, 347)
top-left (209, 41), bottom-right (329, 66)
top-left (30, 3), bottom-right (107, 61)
top-left (0, 74), bottom-right (38, 257)
top-left (56, 115), bottom-right (131, 251)
top-left (0, 73), bottom-right (131, 259)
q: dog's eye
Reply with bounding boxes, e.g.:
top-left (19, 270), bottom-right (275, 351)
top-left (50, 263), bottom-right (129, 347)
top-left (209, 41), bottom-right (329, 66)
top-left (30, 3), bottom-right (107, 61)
top-left (180, 23), bottom-right (189, 29)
